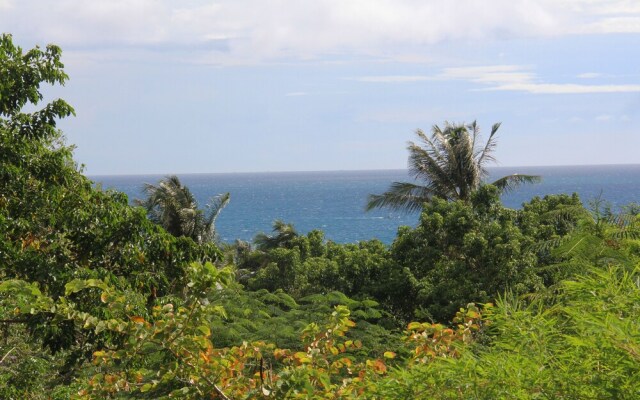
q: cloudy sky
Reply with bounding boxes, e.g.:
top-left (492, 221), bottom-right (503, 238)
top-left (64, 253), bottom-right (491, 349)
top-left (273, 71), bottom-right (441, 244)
top-left (2, 0), bottom-right (639, 174)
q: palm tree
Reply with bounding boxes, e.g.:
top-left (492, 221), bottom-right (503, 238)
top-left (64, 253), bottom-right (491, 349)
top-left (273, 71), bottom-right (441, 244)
top-left (367, 121), bottom-right (541, 212)
top-left (135, 175), bottom-right (230, 243)
top-left (254, 220), bottom-right (299, 250)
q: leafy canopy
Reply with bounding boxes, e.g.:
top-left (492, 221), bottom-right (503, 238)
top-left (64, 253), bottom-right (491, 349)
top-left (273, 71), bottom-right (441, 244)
top-left (0, 33), bottom-right (75, 140)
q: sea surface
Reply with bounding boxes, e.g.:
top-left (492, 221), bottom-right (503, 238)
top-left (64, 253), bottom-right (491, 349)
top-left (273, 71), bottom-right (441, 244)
top-left (91, 164), bottom-right (640, 245)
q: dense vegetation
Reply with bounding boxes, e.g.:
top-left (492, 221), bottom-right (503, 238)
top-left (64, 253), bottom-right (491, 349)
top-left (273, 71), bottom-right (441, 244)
top-left (1, 35), bottom-right (639, 399)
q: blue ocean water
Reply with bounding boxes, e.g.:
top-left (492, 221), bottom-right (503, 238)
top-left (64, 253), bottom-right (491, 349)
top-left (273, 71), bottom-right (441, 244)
top-left (92, 164), bottom-right (640, 244)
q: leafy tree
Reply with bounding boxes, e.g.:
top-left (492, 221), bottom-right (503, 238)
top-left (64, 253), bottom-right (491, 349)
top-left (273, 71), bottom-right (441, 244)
top-left (4, 34), bottom-right (640, 399)
top-left (367, 121), bottom-right (540, 212)
top-left (532, 195), bottom-right (640, 277)
top-left (0, 34), bottom-right (75, 140)
top-left (516, 193), bottom-right (584, 243)
top-left (243, 228), bottom-right (415, 325)
top-left (391, 185), bottom-right (543, 322)
top-left (136, 175), bottom-right (230, 244)
top-left (0, 35), bottom-right (223, 390)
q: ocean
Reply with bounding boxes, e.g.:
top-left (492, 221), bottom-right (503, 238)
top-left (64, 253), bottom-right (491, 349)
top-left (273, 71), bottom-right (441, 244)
top-left (91, 164), bottom-right (640, 245)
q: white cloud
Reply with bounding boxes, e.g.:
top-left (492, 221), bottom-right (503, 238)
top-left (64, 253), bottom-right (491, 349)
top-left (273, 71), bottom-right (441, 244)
top-left (493, 83), bottom-right (640, 94)
top-left (0, 0), bottom-right (638, 64)
top-left (440, 65), bottom-right (536, 85)
top-left (577, 72), bottom-right (602, 79)
top-left (353, 66), bottom-right (640, 93)
top-left (595, 114), bottom-right (633, 122)
top-left (550, 0), bottom-right (640, 33)
top-left (556, 0), bottom-right (640, 16)
top-left (0, 0), bottom-right (566, 64)
top-left (440, 65), bottom-right (640, 94)
top-left (354, 75), bottom-right (431, 83)
top-left (582, 16), bottom-right (640, 33)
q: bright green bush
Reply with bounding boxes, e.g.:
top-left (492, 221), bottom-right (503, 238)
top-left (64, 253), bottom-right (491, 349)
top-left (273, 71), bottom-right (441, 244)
top-left (372, 264), bottom-right (640, 399)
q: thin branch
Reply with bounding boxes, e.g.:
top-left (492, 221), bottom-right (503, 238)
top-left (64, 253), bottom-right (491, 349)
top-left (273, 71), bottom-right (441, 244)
top-left (0, 319), bottom-right (28, 324)
top-left (0, 347), bottom-right (16, 364)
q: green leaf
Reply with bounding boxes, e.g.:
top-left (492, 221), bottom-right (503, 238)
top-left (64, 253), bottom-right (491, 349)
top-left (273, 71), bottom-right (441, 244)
top-left (197, 325), bottom-right (211, 336)
top-left (64, 279), bottom-right (106, 295)
top-left (407, 322), bottom-right (422, 330)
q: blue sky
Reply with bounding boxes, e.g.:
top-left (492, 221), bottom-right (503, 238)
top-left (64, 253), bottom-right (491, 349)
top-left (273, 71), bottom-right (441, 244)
top-left (2, 0), bottom-right (639, 174)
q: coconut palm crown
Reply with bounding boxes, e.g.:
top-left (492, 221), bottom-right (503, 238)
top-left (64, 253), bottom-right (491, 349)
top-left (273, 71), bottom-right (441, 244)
top-left (135, 175), bottom-right (230, 243)
top-left (367, 121), bottom-right (541, 212)
top-left (254, 220), bottom-right (299, 251)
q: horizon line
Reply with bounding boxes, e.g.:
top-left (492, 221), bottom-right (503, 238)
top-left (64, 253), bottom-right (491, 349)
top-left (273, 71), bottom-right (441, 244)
top-left (86, 162), bottom-right (640, 178)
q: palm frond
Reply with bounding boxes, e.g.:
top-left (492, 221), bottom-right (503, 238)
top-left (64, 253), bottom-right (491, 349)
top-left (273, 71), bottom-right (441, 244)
top-left (468, 120), bottom-right (480, 153)
top-left (475, 122), bottom-right (500, 169)
top-left (135, 175), bottom-right (228, 243)
top-left (407, 141), bottom-right (456, 198)
top-left (608, 229), bottom-right (640, 240)
top-left (178, 207), bottom-right (199, 238)
top-left (540, 205), bottom-right (590, 225)
top-left (254, 220), bottom-right (298, 250)
top-left (491, 174), bottom-right (541, 194)
top-left (368, 121), bottom-right (539, 212)
top-left (529, 236), bottom-right (566, 253)
top-left (606, 213), bottom-right (636, 229)
top-left (203, 192), bottom-right (231, 234)
top-left (366, 182), bottom-right (437, 213)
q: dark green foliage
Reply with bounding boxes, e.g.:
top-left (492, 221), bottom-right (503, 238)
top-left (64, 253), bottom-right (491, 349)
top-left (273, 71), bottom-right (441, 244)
top-left (517, 193), bottom-right (583, 241)
top-left (0, 34), bottom-right (221, 390)
top-left (0, 325), bottom-right (61, 399)
top-left (243, 226), bottom-right (415, 325)
top-left (515, 193), bottom-right (587, 284)
top-left (0, 34), bottom-right (75, 140)
top-left (206, 285), bottom-right (401, 361)
top-left (2, 35), bottom-right (640, 398)
top-left (244, 190), bottom-right (600, 325)
top-left (0, 34), bottom-right (220, 297)
top-left (518, 194), bottom-right (640, 287)
top-left (391, 186), bottom-right (543, 322)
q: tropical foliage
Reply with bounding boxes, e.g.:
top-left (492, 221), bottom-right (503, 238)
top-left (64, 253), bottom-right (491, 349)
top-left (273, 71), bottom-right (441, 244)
top-left (1, 35), bottom-right (639, 399)
top-left (367, 121), bottom-right (541, 212)
top-left (135, 175), bottom-right (230, 243)
top-left (0, 34), bottom-right (220, 393)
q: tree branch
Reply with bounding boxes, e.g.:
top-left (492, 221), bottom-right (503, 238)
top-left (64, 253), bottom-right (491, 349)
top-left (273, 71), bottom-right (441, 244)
top-left (0, 319), bottom-right (28, 324)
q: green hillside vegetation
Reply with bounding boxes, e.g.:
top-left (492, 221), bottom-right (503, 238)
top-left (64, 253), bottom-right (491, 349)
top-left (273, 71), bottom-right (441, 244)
top-left (1, 35), bottom-right (640, 399)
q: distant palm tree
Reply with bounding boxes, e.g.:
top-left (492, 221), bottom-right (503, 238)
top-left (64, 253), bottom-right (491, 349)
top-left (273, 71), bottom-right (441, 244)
top-left (135, 175), bottom-right (230, 243)
top-left (367, 121), bottom-right (540, 212)
top-left (254, 220), bottom-right (299, 250)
